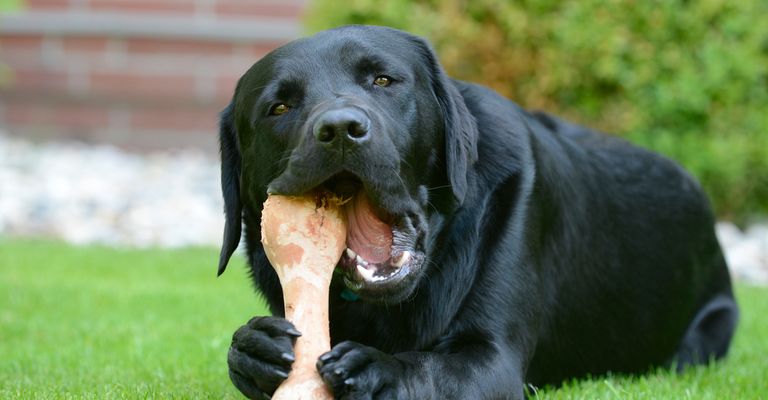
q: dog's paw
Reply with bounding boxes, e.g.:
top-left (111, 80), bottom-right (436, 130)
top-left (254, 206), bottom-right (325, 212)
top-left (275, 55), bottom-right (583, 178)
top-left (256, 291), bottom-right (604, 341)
top-left (316, 341), bottom-right (403, 400)
top-left (227, 316), bottom-right (301, 399)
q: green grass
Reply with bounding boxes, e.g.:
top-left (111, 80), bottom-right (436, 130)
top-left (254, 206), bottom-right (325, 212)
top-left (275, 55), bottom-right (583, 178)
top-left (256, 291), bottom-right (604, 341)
top-left (530, 280), bottom-right (768, 400)
top-left (0, 0), bottom-right (22, 12)
top-left (1, 239), bottom-right (766, 399)
top-left (0, 239), bottom-right (269, 399)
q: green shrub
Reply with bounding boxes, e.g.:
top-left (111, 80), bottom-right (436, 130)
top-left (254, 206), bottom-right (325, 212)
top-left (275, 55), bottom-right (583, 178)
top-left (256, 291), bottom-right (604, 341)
top-left (306, 0), bottom-right (768, 221)
top-left (0, 0), bottom-right (22, 11)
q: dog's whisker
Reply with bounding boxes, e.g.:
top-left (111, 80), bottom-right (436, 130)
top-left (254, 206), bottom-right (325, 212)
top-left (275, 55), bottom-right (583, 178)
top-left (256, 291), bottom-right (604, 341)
top-left (426, 184), bottom-right (452, 192)
top-left (389, 166), bottom-right (410, 194)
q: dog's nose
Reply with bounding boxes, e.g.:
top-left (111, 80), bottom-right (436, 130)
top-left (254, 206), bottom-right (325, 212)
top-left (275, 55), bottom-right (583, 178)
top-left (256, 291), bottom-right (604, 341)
top-left (313, 108), bottom-right (370, 144)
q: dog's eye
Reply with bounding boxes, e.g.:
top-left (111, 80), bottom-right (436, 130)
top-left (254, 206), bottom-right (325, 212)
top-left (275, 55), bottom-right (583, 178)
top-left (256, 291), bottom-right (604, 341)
top-left (373, 75), bottom-right (392, 87)
top-left (269, 103), bottom-right (290, 116)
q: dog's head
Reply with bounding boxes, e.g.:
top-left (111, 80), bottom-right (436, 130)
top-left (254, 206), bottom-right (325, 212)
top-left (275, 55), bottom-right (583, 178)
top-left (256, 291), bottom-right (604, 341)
top-left (217, 26), bottom-right (478, 303)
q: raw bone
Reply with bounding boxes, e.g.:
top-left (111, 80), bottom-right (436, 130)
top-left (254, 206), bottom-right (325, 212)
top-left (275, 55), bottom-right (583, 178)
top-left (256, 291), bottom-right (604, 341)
top-left (260, 193), bottom-right (346, 399)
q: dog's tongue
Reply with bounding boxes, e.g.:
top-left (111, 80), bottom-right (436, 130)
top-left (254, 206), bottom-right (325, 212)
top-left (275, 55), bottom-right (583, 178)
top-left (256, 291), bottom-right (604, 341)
top-left (345, 194), bottom-right (392, 263)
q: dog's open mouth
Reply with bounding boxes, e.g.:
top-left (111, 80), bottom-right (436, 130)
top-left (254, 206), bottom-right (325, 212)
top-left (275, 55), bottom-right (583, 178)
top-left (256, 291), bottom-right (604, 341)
top-left (339, 193), bottom-right (410, 284)
top-left (321, 173), bottom-right (424, 298)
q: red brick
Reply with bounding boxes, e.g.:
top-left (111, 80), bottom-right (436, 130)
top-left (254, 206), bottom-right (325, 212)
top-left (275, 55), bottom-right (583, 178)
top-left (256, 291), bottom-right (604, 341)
top-left (25, 0), bottom-right (72, 10)
top-left (87, 0), bottom-right (195, 14)
top-left (89, 71), bottom-right (198, 100)
top-left (60, 37), bottom-right (110, 53)
top-left (215, 73), bottom-right (240, 102)
top-left (0, 35), bottom-right (45, 52)
top-left (237, 42), bottom-right (283, 59)
top-left (0, 36), bottom-right (46, 69)
top-left (6, 101), bottom-right (110, 128)
top-left (126, 38), bottom-right (234, 56)
top-left (130, 106), bottom-right (218, 131)
top-left (214, 0), bottom-right (304, 18)
top-left (0, 68), bottom-right (69, 93)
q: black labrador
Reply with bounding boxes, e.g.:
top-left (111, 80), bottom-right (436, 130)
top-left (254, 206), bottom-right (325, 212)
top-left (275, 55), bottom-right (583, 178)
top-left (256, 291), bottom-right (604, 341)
top-left (216, 25), bottom-right (738, 399)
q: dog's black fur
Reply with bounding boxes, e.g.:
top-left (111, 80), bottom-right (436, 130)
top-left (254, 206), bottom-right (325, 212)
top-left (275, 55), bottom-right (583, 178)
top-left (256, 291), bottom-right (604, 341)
top-left (217, 26), bottom-right (738, 399)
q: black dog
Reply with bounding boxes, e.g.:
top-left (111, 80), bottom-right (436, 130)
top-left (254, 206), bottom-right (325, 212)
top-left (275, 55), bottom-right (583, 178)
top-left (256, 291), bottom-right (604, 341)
top-left (216, 25), bottom-right (738, 399)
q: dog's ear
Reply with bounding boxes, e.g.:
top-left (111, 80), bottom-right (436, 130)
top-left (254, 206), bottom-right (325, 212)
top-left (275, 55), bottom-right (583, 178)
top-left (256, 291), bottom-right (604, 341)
top-left (217, 102), bottom-right (242, 276)
top-left (412, 36), bottom-right (479, 203)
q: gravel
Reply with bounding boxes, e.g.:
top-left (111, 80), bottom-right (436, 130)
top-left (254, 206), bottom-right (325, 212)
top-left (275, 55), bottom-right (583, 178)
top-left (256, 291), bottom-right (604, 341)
top-left (1, 133), bottom-right (766, 285)
top-left (0, 134), bottom-right (223, 248)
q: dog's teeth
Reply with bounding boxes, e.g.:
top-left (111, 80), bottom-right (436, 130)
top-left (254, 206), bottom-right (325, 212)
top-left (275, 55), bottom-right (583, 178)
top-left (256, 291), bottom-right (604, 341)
top-left (392, 251), bottom-right (411, 268)
top-left (357, 264), bottom-right (389, 282)
top-left (355, 255), bottom-right (368, 266)
top-left (345, 248), bottom-right (357, 259)
top-left (356, 264), bottom-right (374, 281)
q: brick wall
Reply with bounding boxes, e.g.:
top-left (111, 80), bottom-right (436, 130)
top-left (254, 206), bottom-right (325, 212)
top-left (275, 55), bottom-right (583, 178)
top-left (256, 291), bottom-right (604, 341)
top-left (0, 0), bottom-right (305, 152)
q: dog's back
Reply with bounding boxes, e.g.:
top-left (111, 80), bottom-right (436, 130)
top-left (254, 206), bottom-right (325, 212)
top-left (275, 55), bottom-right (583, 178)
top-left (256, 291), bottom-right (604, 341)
top-left (523, 111), bottom-right (738, 384)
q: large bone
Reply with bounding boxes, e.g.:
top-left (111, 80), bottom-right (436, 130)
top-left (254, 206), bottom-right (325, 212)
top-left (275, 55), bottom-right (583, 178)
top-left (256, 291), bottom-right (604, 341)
top-left (260, 192), bottom-right (346, 400)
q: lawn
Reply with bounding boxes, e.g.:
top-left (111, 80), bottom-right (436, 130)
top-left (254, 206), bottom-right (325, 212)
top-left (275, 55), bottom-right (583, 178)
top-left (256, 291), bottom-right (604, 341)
top-left (1, 239), bottom-right (766, 399)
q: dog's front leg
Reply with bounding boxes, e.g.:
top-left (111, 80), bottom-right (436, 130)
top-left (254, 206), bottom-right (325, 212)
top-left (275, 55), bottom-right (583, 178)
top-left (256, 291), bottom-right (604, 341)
top-left (316, 339), bottom-right (526, 399)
